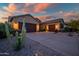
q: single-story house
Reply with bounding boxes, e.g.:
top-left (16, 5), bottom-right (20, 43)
top-left (8, 14), bottom-right (65, 32)
top-left (39, 18), bottom-right (65, 32)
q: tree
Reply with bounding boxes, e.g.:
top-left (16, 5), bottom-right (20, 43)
top-left (68, 20), bottom-right (79, 32)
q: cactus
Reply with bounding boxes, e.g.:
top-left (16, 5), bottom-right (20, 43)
top-left (21, 18), bottom-right (26, 47)
top-left (21, 18), bottom-right (26, 39)
top-left (5, 22), bottom-right (10, 39)
top-left (14, 32), bottom-right (23, 51)
top-left (14, 18), bottom-right (26, 51)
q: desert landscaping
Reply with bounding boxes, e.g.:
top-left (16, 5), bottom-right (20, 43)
top-left (0, 32), bottom-right (79, 56)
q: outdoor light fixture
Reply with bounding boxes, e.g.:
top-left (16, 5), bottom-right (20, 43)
top-left (12, 21), bottom-right (19, 30)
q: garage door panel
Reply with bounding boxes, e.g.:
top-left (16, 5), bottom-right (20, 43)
top-left (49, 24), bottom-right (55, 32)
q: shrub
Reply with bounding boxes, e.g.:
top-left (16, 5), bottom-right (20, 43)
top-left (62, 27), bottom-right (73, 32)
top-left (0, 23), bottom-right (7, 39)
top-left (40, 29), bottom-right (45, 32)
top-left (0, 22), bottom-right (16, 39)
top-left (68, 20), bottom-right (79, 32)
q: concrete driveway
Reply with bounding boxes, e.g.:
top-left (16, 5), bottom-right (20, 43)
top-left (26, 32), bottom-right (79, 56)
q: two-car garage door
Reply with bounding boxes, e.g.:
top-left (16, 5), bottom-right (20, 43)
top-left (19, 22), bottom-right (36, 32)
top-left (25, 23), bottom-right (36, 32)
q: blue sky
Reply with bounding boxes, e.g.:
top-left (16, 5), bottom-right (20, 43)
top-left (0, 3), bottom-right (79, 22)
top-left (0, 3), bottom-right (8, 7)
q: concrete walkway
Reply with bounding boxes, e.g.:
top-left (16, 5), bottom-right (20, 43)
top-left (26, 32), bottom-right (79, 56)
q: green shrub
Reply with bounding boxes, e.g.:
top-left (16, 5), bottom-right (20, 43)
top-left (0, 22), bottom-right (16, 39)
top-left (0, 23), bottom-right (7, 39)
top-left (40, 29), bottom-right (45, 32)
top-left (68, 20), bottom-right (79, 32)
top-left (62, 27), bottom-right (72, 32)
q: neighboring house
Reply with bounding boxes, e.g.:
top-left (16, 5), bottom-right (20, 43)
top-left (8, 14), bottom-right (65, 32)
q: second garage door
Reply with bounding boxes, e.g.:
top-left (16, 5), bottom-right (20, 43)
top-left (49, 24), bottom-right (55, 32)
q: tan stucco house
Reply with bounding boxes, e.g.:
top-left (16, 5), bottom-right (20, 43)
top-left (8, 14), bottom-right (65, 32)
top-left (39, 18), bottom-right (65, 32)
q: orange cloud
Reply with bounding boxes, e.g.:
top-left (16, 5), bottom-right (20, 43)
top-left (4, 3), bottom-right (16, 12)
top-left (14, 3), bottom-right (51, 15)
top-left (33, 3), bottom-right (51, 13)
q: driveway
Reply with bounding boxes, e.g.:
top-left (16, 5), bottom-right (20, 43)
top-left (26, 32), bottom-right (79, 56)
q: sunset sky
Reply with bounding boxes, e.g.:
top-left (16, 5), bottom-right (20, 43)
top-left (0, 3), bottom-right (79, 23)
